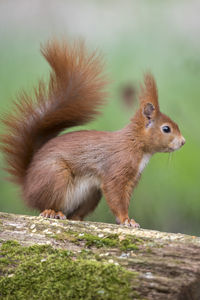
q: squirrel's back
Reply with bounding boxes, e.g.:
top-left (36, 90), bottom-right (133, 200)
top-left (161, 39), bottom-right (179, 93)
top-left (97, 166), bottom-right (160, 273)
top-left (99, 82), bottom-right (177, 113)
top-left (0, 39), bottom-right (108, 184)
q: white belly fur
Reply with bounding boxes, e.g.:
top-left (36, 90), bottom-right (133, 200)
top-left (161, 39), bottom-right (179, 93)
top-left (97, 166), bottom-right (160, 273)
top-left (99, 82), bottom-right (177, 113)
top-left (138, 154), bottom-right (151, 175)
top-left (64, 175), bottom-right (101, 214)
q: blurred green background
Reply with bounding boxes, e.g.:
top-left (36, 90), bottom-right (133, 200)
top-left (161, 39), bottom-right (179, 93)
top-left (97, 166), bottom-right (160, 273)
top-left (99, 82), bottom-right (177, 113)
top-left (0, 0), bottom-right (199, 235)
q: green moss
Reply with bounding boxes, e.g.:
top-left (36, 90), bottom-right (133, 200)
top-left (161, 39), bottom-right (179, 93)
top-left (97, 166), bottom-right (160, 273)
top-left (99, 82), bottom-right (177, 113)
top-left (120, 238), bottom-right (139, 251)
top-left (0, 220), bottom-right (3, 233)
top-left (77, 233), bottom-right (119, 248)
top-left (54, 231), bottom-right (143, 251)
top-left (0, 241), bottom-right (139, 300)
top-left (52, 231), bottom-right (77, 243)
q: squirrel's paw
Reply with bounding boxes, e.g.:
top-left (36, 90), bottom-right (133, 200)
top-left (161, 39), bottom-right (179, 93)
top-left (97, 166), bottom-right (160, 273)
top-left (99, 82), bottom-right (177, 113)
top-left (40, 209), bottom-right (66, 220)
top-left (123, 218), bottom-right (140, 228)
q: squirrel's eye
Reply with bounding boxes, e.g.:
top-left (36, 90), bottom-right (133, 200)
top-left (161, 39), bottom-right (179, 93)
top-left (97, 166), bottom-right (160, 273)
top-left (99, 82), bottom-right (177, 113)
top-left (162, 126), bottom-right (171, 133)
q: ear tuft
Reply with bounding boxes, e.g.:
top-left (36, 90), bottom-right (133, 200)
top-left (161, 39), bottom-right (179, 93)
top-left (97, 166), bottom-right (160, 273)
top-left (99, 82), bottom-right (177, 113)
top-left (139, 72), bottom-right (159, 112)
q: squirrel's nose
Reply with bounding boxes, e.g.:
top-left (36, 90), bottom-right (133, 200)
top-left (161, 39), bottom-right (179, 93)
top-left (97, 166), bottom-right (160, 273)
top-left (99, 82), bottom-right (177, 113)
top-left (181, 137), bottom-right (185, 146)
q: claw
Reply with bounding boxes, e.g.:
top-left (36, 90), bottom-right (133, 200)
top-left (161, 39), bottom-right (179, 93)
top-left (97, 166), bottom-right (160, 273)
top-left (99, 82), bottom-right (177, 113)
top-left (124, 218), bottom-right (140, 228)
top-left (40, 209), bottom-right (66, 220)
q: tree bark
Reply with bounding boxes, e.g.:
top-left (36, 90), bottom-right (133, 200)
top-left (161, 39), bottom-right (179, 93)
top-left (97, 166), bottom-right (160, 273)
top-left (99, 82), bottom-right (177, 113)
top-left (0, 212), bottom-right (200, 299)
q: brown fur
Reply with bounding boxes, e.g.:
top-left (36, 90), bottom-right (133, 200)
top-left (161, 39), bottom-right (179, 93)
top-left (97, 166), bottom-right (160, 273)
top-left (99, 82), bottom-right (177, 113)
top-left (0, 39), bottom-right (185, 227)
top-left (0, 39), bottom-right (107, 184)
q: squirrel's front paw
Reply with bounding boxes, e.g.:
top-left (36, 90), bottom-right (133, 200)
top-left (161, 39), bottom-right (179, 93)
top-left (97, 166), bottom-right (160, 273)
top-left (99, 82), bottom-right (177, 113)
top-left (123, 218), bottom-right (140, 228)
top-left (40, 209), bottom-right (66, 220)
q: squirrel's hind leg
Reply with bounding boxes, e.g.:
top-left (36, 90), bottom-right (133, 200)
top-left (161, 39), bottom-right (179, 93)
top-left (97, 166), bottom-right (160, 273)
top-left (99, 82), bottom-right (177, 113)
top-left (23, 159), bottom-right (72, 219)
top-left (40, 209), bottom-right (66, 220)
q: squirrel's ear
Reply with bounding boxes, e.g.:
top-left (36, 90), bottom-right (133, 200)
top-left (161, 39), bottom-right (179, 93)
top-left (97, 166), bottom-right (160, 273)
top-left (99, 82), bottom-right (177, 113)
top-left (143, 102), bottom-right (155, 120)
top-left (139, 73), bottom-right (159, 115)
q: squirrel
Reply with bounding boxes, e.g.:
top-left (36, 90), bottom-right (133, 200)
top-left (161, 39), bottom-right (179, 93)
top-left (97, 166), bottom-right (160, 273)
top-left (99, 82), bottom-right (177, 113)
top-left (0, 39), bottom-right (185, 227)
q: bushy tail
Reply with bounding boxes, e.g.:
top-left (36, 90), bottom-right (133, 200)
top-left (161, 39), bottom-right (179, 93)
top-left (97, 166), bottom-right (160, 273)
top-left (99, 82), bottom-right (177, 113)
top-left (0, 39), bottom-right (108, 184)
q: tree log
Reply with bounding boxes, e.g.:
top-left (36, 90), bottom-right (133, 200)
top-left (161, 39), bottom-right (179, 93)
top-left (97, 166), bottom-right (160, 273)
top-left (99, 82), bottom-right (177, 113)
top-left (0, 212), bottom-right (200, 299)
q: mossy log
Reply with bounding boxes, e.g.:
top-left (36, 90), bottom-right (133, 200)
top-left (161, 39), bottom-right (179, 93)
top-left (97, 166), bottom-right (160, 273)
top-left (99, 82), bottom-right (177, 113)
top-left (0, 212), bottom-right (200, 299)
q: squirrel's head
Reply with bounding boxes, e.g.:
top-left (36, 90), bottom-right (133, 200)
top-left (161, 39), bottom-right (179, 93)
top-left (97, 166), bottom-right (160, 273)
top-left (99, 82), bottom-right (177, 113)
top-left (134, 73), bottom-right (185, 153)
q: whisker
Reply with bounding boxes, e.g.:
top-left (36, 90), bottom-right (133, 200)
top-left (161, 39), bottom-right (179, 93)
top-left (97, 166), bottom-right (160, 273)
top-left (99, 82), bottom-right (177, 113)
top-left (167, 152), bottom-right (173, 166)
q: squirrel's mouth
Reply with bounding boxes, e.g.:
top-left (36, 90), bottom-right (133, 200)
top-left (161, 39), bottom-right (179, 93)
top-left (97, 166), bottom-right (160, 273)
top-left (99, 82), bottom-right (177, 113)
top-left (168, 136), bottom-right (186, 152)
top-left (167, 145), bottom-right (182, 152)
top-left (163, 146), bottom-right (179, 153)
top-left (162, 147), bottom-right (175, 153)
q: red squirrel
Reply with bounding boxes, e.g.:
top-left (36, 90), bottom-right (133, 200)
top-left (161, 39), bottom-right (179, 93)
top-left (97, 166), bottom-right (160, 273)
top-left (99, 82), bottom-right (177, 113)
top-left (1, 39), bottom-right (185, 227)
